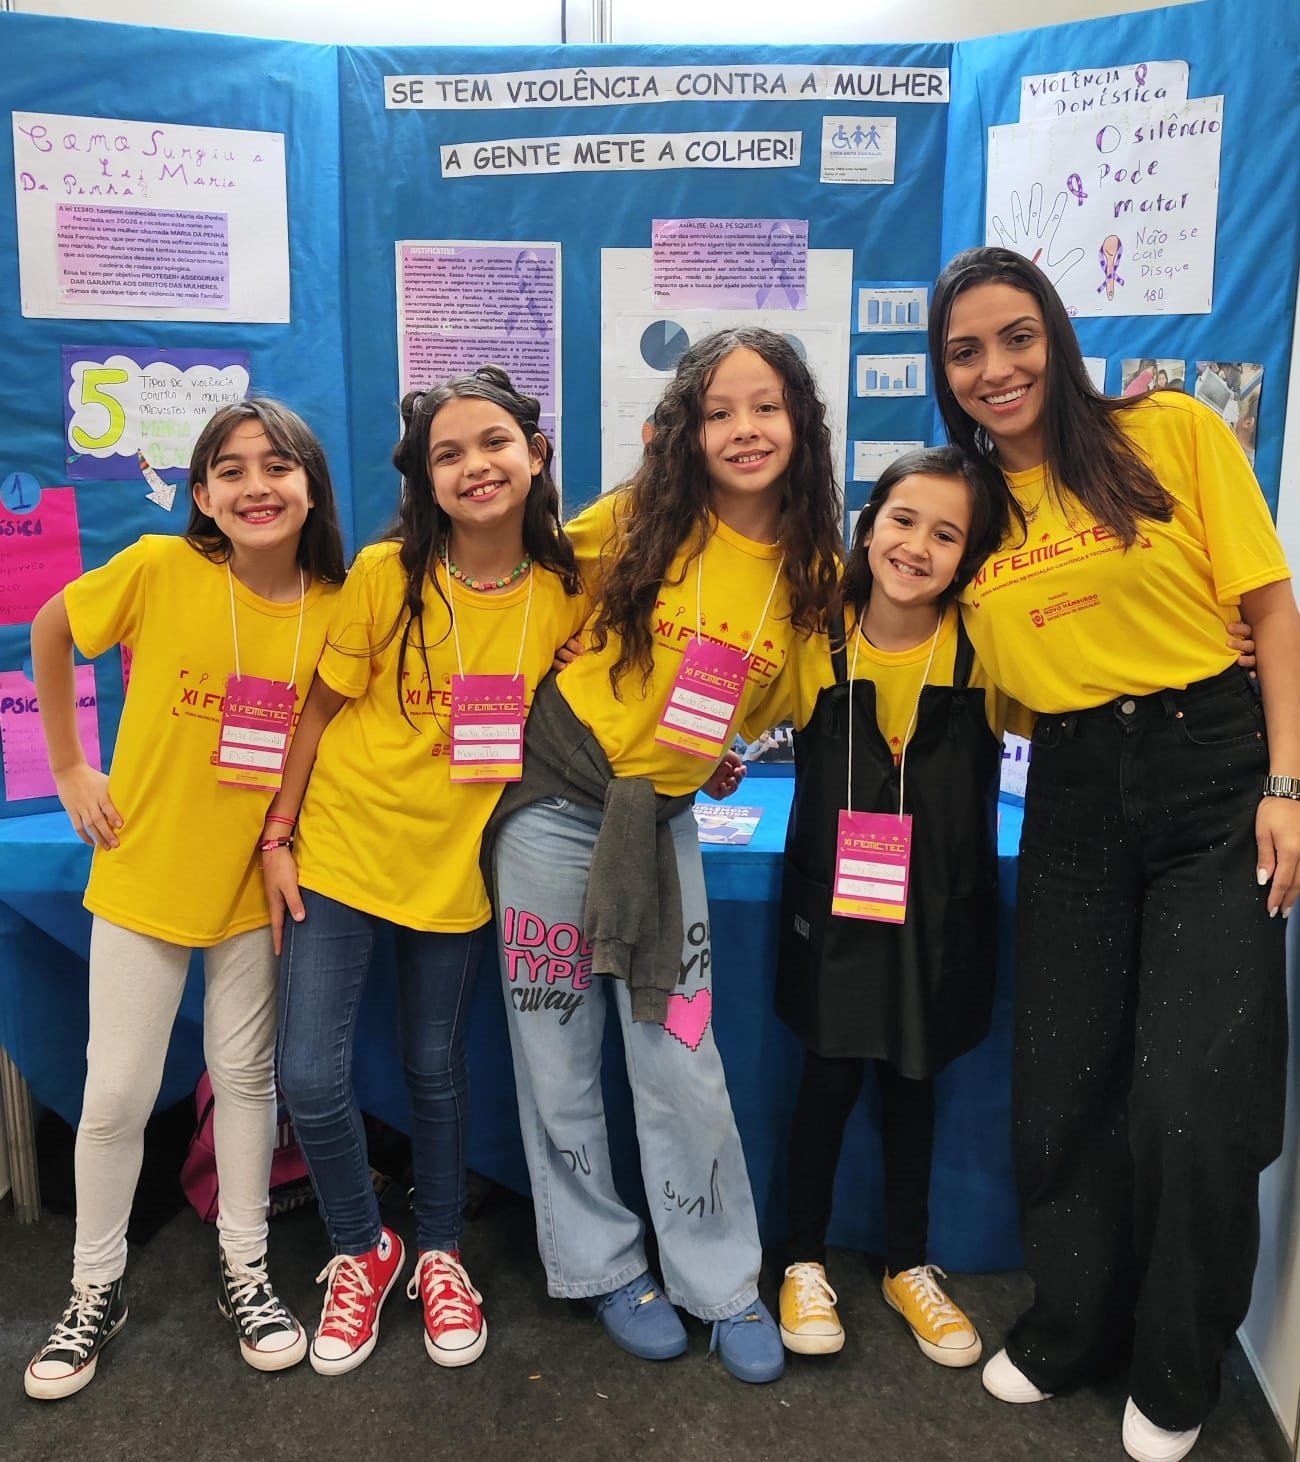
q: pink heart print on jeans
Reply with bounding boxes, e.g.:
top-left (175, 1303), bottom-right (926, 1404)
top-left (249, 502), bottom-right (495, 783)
top-left (664, 988), bottom-right (712, 1051)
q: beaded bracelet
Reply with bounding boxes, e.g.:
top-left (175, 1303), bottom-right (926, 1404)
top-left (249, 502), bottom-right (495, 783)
top-left (258, 836), bottom-right (295, 854)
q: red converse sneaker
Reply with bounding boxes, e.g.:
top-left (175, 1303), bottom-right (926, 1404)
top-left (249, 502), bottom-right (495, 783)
top-left (309, 1227), bottom-right (405, 1376)
top-left (406, 1250), bottom-right (487, 1367)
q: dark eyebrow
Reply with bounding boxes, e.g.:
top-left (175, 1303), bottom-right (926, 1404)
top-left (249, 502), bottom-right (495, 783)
top-left (945, 314), bottom-right (1039, 347)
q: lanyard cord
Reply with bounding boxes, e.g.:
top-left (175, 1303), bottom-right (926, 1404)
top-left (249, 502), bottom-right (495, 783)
top-left (694, 542), bottom-right (786, 660)
top-left (846, 612), bottom-right (942, 820)
top-left (226, 564), bottom-right (306, 688)
top-left (445, 552), bottom-right (535, 679)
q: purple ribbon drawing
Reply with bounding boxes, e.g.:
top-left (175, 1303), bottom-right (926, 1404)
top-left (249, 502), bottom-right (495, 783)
top-left (1135, 62), bottom-right (1148, 86)
top-left (1067, 173), bottom-right (1087, 206)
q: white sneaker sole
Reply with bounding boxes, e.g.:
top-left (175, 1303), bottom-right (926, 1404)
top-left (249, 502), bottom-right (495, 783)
top-left (779, 1322), bottom-right (845, 1355)
top-left (24, 1309), bottom-right (128, 1401)
top-left (239, 1321), bottom-right (308, 1372)
top-left (424, 1318), bottom-right (487, 1368)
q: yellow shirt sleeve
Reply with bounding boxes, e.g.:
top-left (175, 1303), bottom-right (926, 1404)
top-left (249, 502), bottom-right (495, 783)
top-left (316, 544), bottom-right (398, 700)
top-left (63, 535), bottom-right (157, 659)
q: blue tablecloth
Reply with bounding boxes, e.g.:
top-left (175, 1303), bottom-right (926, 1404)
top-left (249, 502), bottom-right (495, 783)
top-left (0, 787), bottom-right (1024, 1270)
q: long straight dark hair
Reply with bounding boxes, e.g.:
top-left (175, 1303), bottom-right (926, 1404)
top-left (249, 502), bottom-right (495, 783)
top-left (929, 247), bottom-right (1174, 546)
top-left (186, 398), bottom-right (346, 584)
top-left (384, 365), bottom-right (580, 724)
top-left (589, 327), bottom-right (842, 694)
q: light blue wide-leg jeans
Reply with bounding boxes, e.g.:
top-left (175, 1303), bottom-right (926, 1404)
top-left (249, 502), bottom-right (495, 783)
top-left (492, 796), bottom-right (762, 1321)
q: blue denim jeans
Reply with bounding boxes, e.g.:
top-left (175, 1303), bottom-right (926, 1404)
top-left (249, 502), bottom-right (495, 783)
top-left (492, 797), bottom-right (763, 1321)
top-left (277, 889), bottom-right (485, 1256)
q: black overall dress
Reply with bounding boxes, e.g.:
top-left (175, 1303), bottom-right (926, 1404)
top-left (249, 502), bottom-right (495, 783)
top-left (775, 612), bottom-right (1001, 1078)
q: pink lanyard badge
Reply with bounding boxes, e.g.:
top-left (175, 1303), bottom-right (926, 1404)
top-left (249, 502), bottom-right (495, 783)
top-left (445, 555), bottom-right (533, 785)
top-left (830, 617), bottom-right (940, 925)
top-left (214, 567), bottom-right (304, 793)
top-left (655, 547), bottom-right (784, 762)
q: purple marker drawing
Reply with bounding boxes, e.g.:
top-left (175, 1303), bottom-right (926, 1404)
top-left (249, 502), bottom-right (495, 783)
top-left (1135, 62), bottom-right (1148, 86)
top-left (1067, 173), bottom-right (1088, 206)
top-left (1097, 235), bottom-right (1125, 299)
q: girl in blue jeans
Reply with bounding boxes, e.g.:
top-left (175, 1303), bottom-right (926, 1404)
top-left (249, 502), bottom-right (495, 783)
top-left (484, 328), bottom-right (842, 1383)
top-left (263, 368), bottom-right (585, 1375)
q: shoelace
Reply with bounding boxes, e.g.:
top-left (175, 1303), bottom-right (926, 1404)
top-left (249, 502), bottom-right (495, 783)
top-left (407, 1252), bottom-right (482, 1331)
top-left (39, 1283), bottom-right (113, 1360)
top-left (784, 1262), bottom-right (838, 1317)
top-left (316, 1253), bottom-right (375, 1338)
top-left (225, 1259), bottom-right (292, 1329)
top-left (895, 1265), bottom-right (964, 1330)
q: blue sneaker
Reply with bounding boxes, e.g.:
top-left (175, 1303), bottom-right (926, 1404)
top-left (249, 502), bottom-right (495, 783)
top-left (591, 1274), bottom-right (687, 1360)
top-left (710, 1301), bottom-right (785, 1383)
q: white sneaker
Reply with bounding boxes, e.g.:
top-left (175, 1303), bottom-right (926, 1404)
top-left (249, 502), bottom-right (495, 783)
top-left (1122, 1397), bottom-right (1202, 1462)
top-left (981, 1346), bottom-right (1053, 1403)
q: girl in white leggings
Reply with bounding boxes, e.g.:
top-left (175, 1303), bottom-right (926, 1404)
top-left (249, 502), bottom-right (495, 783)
top-left (23, 399), bottom-right (345, 1399)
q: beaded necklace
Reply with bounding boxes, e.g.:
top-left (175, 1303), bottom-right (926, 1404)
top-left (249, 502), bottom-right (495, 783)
top-left (445, 555), bottom-right (532, 592)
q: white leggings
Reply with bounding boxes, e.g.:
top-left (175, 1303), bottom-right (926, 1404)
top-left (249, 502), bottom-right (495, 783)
top-left (73, 917), bottom-right (278, 1284)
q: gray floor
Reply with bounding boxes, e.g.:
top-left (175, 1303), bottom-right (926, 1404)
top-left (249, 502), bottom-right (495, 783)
top-left (0, 1190), bottom-right (1289, 1462)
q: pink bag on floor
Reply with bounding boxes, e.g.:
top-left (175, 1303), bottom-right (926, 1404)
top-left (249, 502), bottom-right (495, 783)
top-left (179, 1071), bottom-right (315, 1222)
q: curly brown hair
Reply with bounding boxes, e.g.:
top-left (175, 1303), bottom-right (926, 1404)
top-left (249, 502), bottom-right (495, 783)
top-left (589, 327), bottom-right (842, 694)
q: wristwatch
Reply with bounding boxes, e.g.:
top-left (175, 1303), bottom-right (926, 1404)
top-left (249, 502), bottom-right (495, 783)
top-left (1262, 775), bottom-right (1300, 801)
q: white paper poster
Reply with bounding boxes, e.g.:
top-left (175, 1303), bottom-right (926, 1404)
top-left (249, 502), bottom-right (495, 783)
top-left (1018, 60), bottom-right (1188, 122)
top-left (13, 113), bottom-right (289, 322)
top-left (986, 96), bottom-right (1222, 317)
top-left (599, 248), bottom-right (852, 493)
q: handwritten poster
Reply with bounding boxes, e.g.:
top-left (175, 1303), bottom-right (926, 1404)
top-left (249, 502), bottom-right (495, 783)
top-left (397, 241), bottom-right (561, 464)
top-left (986, 95), bottom-right (1223, 317)
top-left (1019, 60), bottom-right (1188, 122)
top-left (0, 486), bottom-right (83, 627)
top-left (652, 218), bottom-right (807, 309)
top-left (0, 664), bottom-right (100, 801)
top-left (14, 113), bottom-right (289, 321)
top-left (62, 347), bottom-right (249, 479)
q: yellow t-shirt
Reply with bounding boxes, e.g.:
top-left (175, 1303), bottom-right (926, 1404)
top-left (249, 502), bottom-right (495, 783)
top-left (295, 541), bottom-right (587, 931)
top-left (559, 491), bottom-right (798, 795)
top-left (64, 535), bottom-right (339, 945)
top-left (959, 392), bottom-right (1289, 712)
top-left (760, 603), bottom-right (1029, 751)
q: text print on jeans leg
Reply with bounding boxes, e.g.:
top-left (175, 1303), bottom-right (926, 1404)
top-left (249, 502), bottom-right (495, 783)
top-left (502, 905), bottom-right (591, 1026)
top-left (677, 919), bottom-right (710, 987)
top-left (662, 1159), bottom-right (723, 1219)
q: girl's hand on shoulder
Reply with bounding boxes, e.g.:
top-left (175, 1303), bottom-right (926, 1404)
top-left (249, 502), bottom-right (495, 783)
top-left (702, 750), bottom-right (746, 802)
top-left (552, 635), bottom-right (585, 672)
top-left (1227, 619), bottom-right (1256, 669)
top-left (55, 763), bottom-right (122, 849)
top-left (262, 844), bottom-right (306, 955)
top-left (1256, 795), bottom-right (1300, 918)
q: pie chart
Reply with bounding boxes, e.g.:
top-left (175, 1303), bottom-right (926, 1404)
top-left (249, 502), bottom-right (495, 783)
top-left (640, 320), bottom-right (690, 372)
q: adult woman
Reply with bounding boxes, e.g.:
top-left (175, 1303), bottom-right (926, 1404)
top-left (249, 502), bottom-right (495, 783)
top-left (929, 247), bottom-right (1300, 1462)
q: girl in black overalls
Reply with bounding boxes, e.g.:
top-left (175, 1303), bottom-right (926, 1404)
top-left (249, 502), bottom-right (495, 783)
top-left (771, 447), bottom-right (1022, 1364)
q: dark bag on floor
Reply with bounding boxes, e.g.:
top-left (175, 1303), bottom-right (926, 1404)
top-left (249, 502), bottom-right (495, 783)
top-left (179, 1071), bottom-right (315, 1222)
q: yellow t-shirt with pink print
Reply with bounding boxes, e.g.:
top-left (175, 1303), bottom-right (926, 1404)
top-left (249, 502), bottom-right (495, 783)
top-left (558, 490), bottom-right (800, 795)
top-left (958, 392), bottom-right (1289, 713)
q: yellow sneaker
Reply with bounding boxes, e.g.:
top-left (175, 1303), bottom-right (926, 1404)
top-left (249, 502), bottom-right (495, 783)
top-left (778, 1262), bottom-right (844, 1355)
top-left (881, 1264), bottom-right (982, 1368)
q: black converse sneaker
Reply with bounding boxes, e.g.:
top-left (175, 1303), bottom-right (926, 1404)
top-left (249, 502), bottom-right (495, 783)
top-left (25, 1277), bottom-right (128, 1400)
top-left (218, 1251), bottom-right (307, 1371)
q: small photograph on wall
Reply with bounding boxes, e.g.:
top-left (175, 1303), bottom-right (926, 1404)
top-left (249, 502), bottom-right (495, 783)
top-left (1194, 361), bottom-right (1263, 465)
top-left (734, 722), bottom-right (795, 769)
top-left (1120, 357), bottom-right (1186, 396)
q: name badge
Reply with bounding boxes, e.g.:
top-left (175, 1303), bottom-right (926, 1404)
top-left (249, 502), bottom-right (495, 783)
top-left (655, 638), bottom-right (748, 761)
top-left (450, 673), bottom-right (525, 783)
top-left (831, 809), bottom-right (912, 924)
top-left (215, 675), bottom-right (296, 792)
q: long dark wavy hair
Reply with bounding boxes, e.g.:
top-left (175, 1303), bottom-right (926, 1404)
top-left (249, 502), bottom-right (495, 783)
top-left (841, 446), bottom-right (1002, 622)
top-left (590, 327), bottom-right (842, 693)
top-left (929, 247), bottom-right (1174, 546)
top-left (384, 365), bottom-right (580, 724)
top-left (186, 398), bottom-right (346, 584)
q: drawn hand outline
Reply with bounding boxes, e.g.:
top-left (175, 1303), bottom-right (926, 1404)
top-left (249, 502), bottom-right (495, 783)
top-left (990, 182), bottom-right (1086, 289)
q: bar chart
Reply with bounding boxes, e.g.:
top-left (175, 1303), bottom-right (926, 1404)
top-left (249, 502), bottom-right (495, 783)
top-left (856, 354), bottom-right (927, 396)
top-left (857, 286), bottom-right (929, 333)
